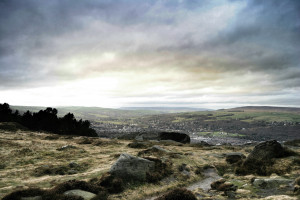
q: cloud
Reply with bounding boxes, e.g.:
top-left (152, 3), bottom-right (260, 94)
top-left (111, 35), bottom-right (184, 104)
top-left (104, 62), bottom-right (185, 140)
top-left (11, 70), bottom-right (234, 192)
top-left (0, 0), bottom-right (299, 108)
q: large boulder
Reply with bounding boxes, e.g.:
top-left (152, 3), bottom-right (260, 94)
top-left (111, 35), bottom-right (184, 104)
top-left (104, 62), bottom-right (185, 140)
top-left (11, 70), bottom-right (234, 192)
top-left (246, 140), bottom-right (287, 161)
top-left (236, 140), bottom-right (293, 175)
top-left (159, 132), bottom-right (190, 144)
top-left (109, 153), bottom-right (155, 182)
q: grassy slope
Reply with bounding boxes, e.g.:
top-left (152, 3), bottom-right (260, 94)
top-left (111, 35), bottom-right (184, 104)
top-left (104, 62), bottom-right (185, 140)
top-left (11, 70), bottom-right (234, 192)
top-left (1, 127), bottom-right (300, 199)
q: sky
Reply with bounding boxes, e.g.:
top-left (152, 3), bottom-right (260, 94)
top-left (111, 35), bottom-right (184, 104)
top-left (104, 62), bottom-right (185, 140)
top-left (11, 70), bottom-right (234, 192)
top-left (0, 0), bottom-right (299, 109)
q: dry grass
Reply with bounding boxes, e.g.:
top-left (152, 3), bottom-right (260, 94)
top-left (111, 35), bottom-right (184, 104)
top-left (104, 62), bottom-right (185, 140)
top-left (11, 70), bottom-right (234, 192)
top-left (1, 129), bottom-right (300, 200)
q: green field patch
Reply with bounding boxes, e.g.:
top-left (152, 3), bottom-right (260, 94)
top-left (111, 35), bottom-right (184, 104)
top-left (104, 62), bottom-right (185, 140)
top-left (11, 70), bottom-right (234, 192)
top-left (196, 132), bottom-right (244, 137)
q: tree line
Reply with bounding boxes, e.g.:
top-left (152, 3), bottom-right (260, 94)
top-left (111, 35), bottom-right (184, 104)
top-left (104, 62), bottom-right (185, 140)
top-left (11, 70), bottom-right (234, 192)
top-left (0, 103), bottom-right (98, 137)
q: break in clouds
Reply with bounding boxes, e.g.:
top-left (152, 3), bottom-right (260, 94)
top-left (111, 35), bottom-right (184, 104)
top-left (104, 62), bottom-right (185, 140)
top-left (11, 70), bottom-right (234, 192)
top-left (0, 0), bottom-right (299, 108)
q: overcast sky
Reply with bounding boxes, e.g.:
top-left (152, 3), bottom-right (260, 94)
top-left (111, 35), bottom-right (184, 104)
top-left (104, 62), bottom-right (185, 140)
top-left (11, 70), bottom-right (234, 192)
top-left (0, 0), bottom-right (299, 109)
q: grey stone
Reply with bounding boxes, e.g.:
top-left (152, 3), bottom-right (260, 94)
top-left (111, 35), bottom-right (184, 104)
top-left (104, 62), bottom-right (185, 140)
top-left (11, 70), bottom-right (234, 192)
top-left (253, 178), bottom-right (293, 189)
top-left (64, 189), bottom-right (96, 200)
top-left (225, 152), bottom-right (246, 164)
top-left (135, 135), bottom-right (143, 141)
top-left (21, 197), bottom-right (42, 200)
top-left (110, 153), bottom-right (155, 182)
top-left (151, 145), bottom-right (169, 153)
top-left (69, 162), bottom-right (80, 168)
top-left (246, 140), bottom-right (286, 162)
top-left (56, 145), bottom-right (77, 151)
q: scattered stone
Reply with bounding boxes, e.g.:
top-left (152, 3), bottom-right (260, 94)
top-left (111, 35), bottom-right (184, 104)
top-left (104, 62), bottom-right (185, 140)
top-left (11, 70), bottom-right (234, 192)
top-left (64, 189), bottom-right (96, 200)
top-left (77, 137), bottom-right (93, 144)
top-left (56, 145), bottom-right (77, 151)
top-left (262, 195), bottom-right (298, 200)
top-left (294, 185), bottom-right (300, 195)
top-left (252, 178), bottom-right (293, 189)
top-left (135, 134), bottom-right (143, 141)
top-left (159, 132), bottom-right (190, 144)
top-left (154, 188), bottom-right (197, 200)
top-left (224, 190), bottom-right (236, 198)
top-left (127, 141), bottom-right (149, 148)
top-left (67, 169), bottom-right (78, 175)
top-left (152, 145), bottom-right (169, 153)
top-left (44, 135), bottom-right (60, 140)
top-left (69, 162), bottom-right (80, 168)
top-left (138, 145), bottom-right (169, 156)
top-left (225, 152), bottom-right (246, 164)
top-left (211, 179), bottom-right (237, 191)
top-left (178, 163), bottom-right (190, 172)
top-left (109, 153), bottom-right (155, 182)
top-left (294, 176), bottom-right (300, 185)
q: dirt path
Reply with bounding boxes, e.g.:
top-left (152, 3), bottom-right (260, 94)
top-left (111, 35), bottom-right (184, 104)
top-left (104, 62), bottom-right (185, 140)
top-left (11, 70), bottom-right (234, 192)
top-left (187, 167), bottom-right (220, 192)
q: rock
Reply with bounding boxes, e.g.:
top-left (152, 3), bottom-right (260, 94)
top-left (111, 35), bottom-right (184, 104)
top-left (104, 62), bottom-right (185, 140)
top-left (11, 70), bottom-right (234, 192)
top-left (252, 178), bottom-right (293, 189)
top-left (294, 176), bottom-right (300, 185)
top-left (135, 134), bottom-right (143, 141)
top-left (246, 140), bottom-right (287, 162)
top-left (110, 153), bottom-right (155, 182)
top-left (67, 169), bottom-right (78, 174)
top-left (127, 141), bottom-right (149, 148)
top-left (211, 179), bottom-right (237, 191)
top-left (64, 189), bottom-right (96, 200)
top-left (69, 162), bottom-right (80, 168)
top-left (159, 132), bottom-right (190, 144)
top-left (236, 140), bottom-right (292, 175)
top-left (224, 190), bottom-right (236, 198)
top-left (178, 163), bottom-right (190, 172)
top-left (294, 185), bottom-right (300, 195)
top-left (181, 170), bottom-right (191, 178)
top-left (56, 145), bottom-right (77, 151)
top-left (151, 145), bottom-right (169, 153)
top-left (21, 197), bottom-right (42, 200)
top-left (262, 195), bottom-right (298, 200)
top-left (138, 145), bottom-right (169, 156)
top-left (225, 152), bottom-right (246, 164)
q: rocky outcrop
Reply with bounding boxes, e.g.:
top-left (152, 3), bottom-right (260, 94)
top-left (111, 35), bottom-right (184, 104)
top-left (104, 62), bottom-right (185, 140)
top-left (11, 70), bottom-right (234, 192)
top-left (246, 140), bottom-right (288, 161)
top-left (109, 153), bottom-right (155, 182)
top-left (63, 189), bottom-right (96, 200)
top-left (211, 179), bottom-right (237, 192)
top-left (235, 140), bottom-right (294, 175)
top-left (225, 152), bottom-right (246, 164)
top-left (159, 132), bottom-right (190, 144)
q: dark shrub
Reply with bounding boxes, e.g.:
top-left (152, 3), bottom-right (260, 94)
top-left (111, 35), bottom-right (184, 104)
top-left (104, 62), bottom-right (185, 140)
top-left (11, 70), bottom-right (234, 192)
top-left (93, 172), bottom-right (124, 194)
top-left (154, 188), bottom-right (197, 200)
top-left (47, 180), bottom-right (104, 195)
top-left (144, 157), bottom-right (173, 183)
top-left (2, 188), bottom-right (45, 200)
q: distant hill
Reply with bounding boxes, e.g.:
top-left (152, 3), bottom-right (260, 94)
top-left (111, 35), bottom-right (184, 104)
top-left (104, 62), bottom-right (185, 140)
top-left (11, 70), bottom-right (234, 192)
top-left (224, 106), bottom-right (300, 113)
top-left (120, 107), bottom-right (213, 112)
top-left (10, 105), bottom-right (165, 122)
